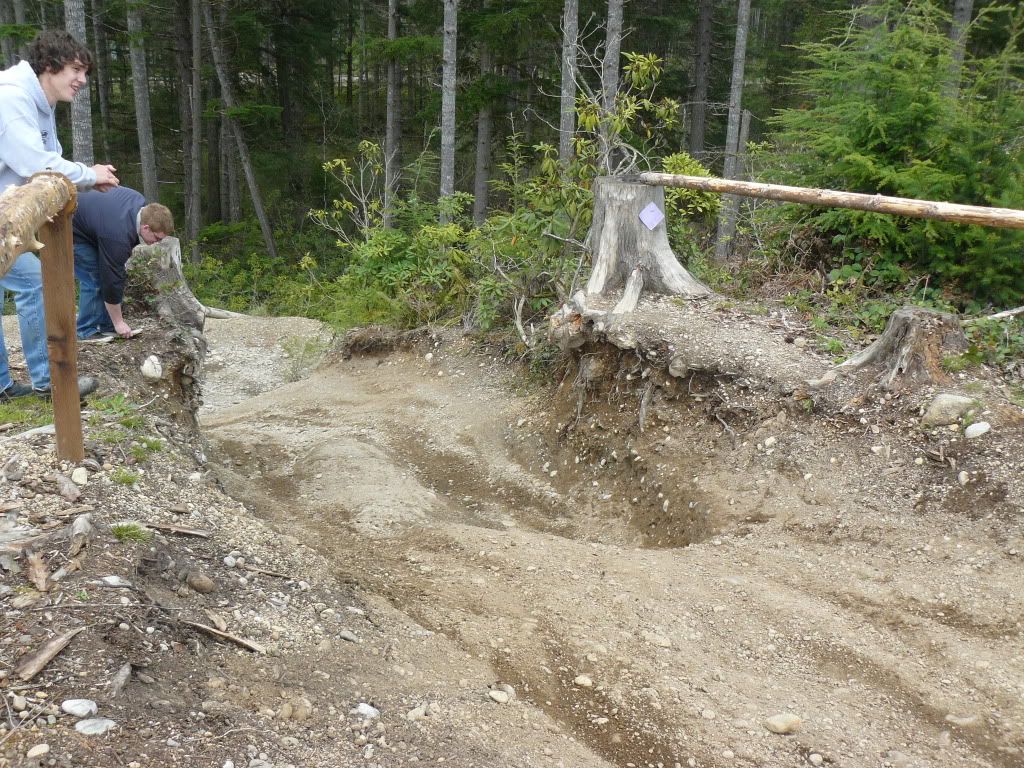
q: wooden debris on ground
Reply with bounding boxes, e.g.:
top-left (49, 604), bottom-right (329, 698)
top-left (142, 521), bottom-right (212, 538)
top-left (13, 627), bottom-right (85, 681)
top-left (181, 619), bottom-right (265, 653)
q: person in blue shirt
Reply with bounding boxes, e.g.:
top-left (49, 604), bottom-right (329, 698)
top-left (0, 30), bottom-right (118, 399)
top-left (73, 187), bottom-right (173, 340)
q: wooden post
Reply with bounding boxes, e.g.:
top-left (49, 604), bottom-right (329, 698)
top-left (36, 189), bottom-right (84, 462)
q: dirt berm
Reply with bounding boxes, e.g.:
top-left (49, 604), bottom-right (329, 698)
top-left (1, 294), bottom-right (1022, 768)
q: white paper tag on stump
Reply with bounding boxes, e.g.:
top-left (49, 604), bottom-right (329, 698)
top-left (639, 202), bottom-right (665, 230)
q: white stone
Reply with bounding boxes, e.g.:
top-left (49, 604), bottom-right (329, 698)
top-left (26, 744), bottom-right (50, 758)
top-left (61, 699), bottom-right (98, 717)
top-left (351, 703), bottom-right (379, 719)
top-left (140, 355), bottom-right (163, 381)
top-left (964, 422), bottom-right (990, 439)
top-left (70, 467), bottom-right (89, 486)
top-left (488, 690), bottom-right (509, 704)
top-left (573, 675), bottom-right (594, 688)
top-left (921, 394), bottom-right (976, 427)
top-left (809, 754), bottom-right (824, 766)
top-left (75, 718), bottom-right (116, 735)
top-left (764, 713), bottom-right (801, 734)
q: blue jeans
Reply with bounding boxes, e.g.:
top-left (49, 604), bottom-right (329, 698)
top-left (74, 242), bottom-right (114, 340)
top-left (0, 252), bottom-right (51, 391)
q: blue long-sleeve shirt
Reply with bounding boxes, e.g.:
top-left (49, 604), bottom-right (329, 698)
top-left (72, 186), bottom-right (146, 305)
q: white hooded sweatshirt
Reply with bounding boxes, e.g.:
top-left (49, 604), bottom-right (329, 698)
top-left (0, 60), bottom-right (96, 193)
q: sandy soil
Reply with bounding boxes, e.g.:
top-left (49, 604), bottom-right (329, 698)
top-left (199, 308), bottom-right (1024, 768)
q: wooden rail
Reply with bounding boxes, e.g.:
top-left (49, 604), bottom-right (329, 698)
top-left (634, 173), bottom-right (1024, 230)
top-left (0, 173), bottom-right (83, 461)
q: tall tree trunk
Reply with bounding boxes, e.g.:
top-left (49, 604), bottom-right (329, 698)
top-left (383, 0), bottom-right (401, 228)
top-left (224, 118), bottom-right (241, 223)
top-left (438, 0), bottom-right (458, 222)
top-left (713, 0), bottom-right (751, 263)
top-left (205, 78), bottom-right (222, 223)
top-left (345, 4), bottom-right (354, 107)
top-left (472, 44), bottom-right (492, 225)
top-left (174, 0), bottom-right (194, 224)
top-left (12, 0), bottom-right (26, 59)
top-left (358, 1), bottom-right (368, 130)
top-left (202, 0), bottom-right (278, 260)
top-left (0, 1), bottom-right (16, 67)
top-left (64, 0), bottom-right (94, 165)
top-left (127, 3), bottom-right (159, 200)
top-left (188, 0), bottom-right (202, 260)
top-left (558, 0), bottom-right (579, 170)
top-left (688, 0), bottom-right (713, 160)
top-left (90, 0), bottom-right (112, 160)
top-left (946, 0), bottom-right (974, 100)
top-left (599, 0), bottom-right (624, 173)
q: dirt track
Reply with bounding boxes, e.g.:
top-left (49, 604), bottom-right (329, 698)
top-left (201, 316), bottom-right (1023, 768)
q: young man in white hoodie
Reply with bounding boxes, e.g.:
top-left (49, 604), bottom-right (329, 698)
top-left (0, 30), bottom-right (119, 399)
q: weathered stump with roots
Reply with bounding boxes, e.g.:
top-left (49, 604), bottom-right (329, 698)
top-left (125, 236), bottom-right (207, 421)
top-left (831, 306), bottom-right (968, 390)
top-left (550, 177), bottom-right (710, 350)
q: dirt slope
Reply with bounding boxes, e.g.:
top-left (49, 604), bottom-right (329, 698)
top-left (201, 309), bottom-right (1024, 768)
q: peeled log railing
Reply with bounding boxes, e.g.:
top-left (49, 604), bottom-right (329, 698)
top-left (0, 172), bottom-right (83, 460)
top-left (634, 173), bottom-right (1024, 230)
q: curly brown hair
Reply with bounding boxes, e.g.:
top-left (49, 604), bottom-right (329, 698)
top-left (27, 30), bottom-right (93, 76)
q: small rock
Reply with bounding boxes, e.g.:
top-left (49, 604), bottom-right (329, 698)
top-left (351, 703), bottom-right (380, 719)
top-left (55, 473), bottom-right (81, 502)
top-left (643, 631), bottom-right (672, 648)
top-left (764, 713), bottom-right (801, 734)
top-left (338, 630), bottom-right (358, 642)
top-left (921, 394), bottom-right (976, 427)
top-left (964, 421), bottom-right (990, 439)
top-left (186, 571), bottom-right (216, 594)
top-left (61, 699), bottom-right (98, 717)
top-left (277, 702), bottom-right (293, 721)
top-left (944, 713), bottom-right (981, 728)
top-left (75, 718), bottom-right (116, 735)
top-left (573, 675), bottom-right (594, 688)
top-left (70, 467), bottom-right (89, 486)
top-left (701, 709), bottom-right (716, 720)
top-left (488, 690), bottom-right (509, 704)
top-left (808, 754), bottom-right (824, 766)
top-left (406, 704), bottom-right (427, 721)
top-left (140, 355), bottom-right (163, 381)
top-left (223, 556), bottom-right (237, 568)
top-left (12, 695), bottom-right (27, 711)
top-left (26, 744), bottom-right (49, 758)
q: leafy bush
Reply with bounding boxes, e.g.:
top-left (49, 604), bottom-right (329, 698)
top-left (768, 0), bottom-right (1024, 307)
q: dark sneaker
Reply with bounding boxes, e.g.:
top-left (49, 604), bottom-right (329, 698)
top-left (0, 382), bottom-right (34, 401)
top-left (31, 376), bottom-right (100, 400)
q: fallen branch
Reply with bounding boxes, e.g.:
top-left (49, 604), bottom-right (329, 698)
top-left (13, 627), bottom-right (85, 681)
top-left (181, 620), bottom-right (265, 653)
top-left (242, 564), bottom-right (293, 579)
top-left (142, 522), bottom-right (212, 538)
top-left (204, 306), bottom-right (247, 319)
top-left (963, 305), bottom-right (1024, 324)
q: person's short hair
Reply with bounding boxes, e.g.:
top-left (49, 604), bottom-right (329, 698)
top-left (140, 203), bottom-right (174, 235)
top-left (27, 30), bottom-right (93, 76)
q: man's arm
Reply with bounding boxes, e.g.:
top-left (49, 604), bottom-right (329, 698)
top-left (103, 301), bottom-right (132, 338)
top-left (0, 112), bottom-right (117, 190)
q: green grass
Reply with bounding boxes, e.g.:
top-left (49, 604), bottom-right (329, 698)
top-left (0, 396), bottom-right (53, 430)
top-left (110, 521), bottom-right (153, 542)
top-left (130, 437), bottom-right (163, 462)
top-left (111, 468), bottom-right (139, 486)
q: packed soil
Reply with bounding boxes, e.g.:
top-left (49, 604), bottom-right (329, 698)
top-left (1, 300), bottom-right (1022, 768)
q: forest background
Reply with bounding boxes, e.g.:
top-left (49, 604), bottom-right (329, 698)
top-left (1, 0), bottom-right (1021, 370)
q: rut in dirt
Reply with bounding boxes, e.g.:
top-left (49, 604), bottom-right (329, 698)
top-left (202, 346), bottom-right (1024, 768)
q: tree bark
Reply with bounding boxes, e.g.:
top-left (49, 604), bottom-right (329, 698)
top-left (188, 0), bottom-right (202, 260)
top-left (127, 3), bottom-right (159, 201)
top-left (586, 177), bottom-right (710, 298)
top-left (599, 0), bottom-right (624, 173)
top-left (439, 0), bottom-right (458, 222)
top-left (12, 0), bottom-right (26, 60)
top-left (946, 0), bottom-right (974, 100)
top-left (383, 0), bottom-right (401, 228)
top-left (90, 0), bottom-right (112, 161)
top-left (202, 0), bottom-right (278, 260)
top-left (688, 0), bottom-right (713, 161)
top-left (558, 0), bottom-right (579, 170)
top-left (173, 0), bottom-right (194, 239)
top-left (637, 172), bottom-right (1024, 230)
top-left (0, 0), bottom-right (14, 67)
top-left (713, 0), bottom-right (751, 263)
top-left (205, 86), bottom-right (222, 223)
top-left (64, 0), bottom-right (95, 165)
top-left (0, 173), bottom-right (75, 275)
top-left (471, 43), bottom-right (492, 225)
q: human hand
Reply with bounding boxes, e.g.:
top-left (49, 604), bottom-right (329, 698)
top-left (113, 319), bottom-right (133, 338)
top-left (91, 164), bottom-right (119, 191)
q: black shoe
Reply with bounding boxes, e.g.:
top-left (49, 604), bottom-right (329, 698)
top-left (31, 376), bottom-right (100, 400)
top-left (0, 382), bottom-right (34, 402)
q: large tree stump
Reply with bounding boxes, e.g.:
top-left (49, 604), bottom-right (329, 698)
top-left (835, 306), bottom-right (968, 390)
top-left (125, 237), bottom-right (207, 421)
top-left (587, 176), bottom-right (711, 299)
